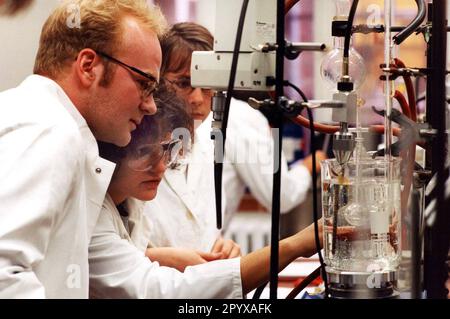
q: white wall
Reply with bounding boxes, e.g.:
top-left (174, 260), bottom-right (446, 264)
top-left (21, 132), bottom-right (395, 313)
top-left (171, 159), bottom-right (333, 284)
top-left (0, 0), bottom-right (60, 91)
top-left (195, 0), bottom-right (216, 35)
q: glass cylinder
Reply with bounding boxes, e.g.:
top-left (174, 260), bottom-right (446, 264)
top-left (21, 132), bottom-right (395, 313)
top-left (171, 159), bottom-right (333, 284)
top-left (321, 157), bottom-right (401, 273)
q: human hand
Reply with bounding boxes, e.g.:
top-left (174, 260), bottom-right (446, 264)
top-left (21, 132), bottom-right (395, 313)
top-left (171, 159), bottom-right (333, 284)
top-left (146, 247), bottom-right (223, 272)
top-left (302, 151), bottom-right (327, 174)
top-left (211, 237), bottom-right (241, 259)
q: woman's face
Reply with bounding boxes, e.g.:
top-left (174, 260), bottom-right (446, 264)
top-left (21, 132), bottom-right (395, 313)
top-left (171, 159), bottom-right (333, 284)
top-left (112, 152), bottom-right (167, 202)
top-left (164, 66), bottom-right (213, 122)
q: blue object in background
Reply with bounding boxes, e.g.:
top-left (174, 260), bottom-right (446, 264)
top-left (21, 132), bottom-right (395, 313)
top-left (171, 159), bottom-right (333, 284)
top-left (301, 291), bottom-right (325, 299)
top-left (282, 122), bottom-right (306, 165)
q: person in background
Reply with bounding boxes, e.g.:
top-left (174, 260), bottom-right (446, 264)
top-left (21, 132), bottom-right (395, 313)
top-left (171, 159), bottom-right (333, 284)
top-left (0, 0), bottom-right (165, 298)
top-left (0, 0), bottom-right (32, 15)
top-left (144, 22), bottom-right (326, 260)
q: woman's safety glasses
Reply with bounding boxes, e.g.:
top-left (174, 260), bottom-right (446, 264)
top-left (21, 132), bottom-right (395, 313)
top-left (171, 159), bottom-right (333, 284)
top-left (127, 139), bottom-right (183, 172)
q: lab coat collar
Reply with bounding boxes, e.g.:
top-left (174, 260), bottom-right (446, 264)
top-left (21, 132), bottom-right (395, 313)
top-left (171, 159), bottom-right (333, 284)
top-left (103, 194), bottom-right (132, 242)
top-left (123, 198), bottom-right (145, 234)
top-left (21, 75), bottom-right (87, 129)
top-left (103, 194), bottom-right (149, 252)
top-left (85, 155), bottom-right (116, 239)
top-left (125, 198), bottom-right (150, 251)
top-left (187, 112), bottom-right (214, 192)
top-left (194, 112), bottom-right (213, 146)
top-left (162, 165), bottom-right (199, 221)
top-left (22, 75), bottom-right (116, 238)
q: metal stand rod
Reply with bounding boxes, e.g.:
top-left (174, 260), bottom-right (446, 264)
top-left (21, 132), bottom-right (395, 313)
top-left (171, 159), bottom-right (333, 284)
top-left (424, 0), bottom-right (449, 299)
top-left (269, 0), bottom-right (286, 300)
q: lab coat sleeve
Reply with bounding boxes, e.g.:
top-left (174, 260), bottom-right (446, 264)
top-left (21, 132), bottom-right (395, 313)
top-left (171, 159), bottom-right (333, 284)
top-left (89, 209), bottom-right (243, 299)
top-left (226, 106), bottom-right (311, 214)
top-left (0, 124), bottom-right (80, 298)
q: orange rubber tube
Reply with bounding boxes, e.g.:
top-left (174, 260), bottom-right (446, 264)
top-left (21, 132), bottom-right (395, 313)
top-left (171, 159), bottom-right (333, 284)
top-left (290, 115), bottom-right (340, 134)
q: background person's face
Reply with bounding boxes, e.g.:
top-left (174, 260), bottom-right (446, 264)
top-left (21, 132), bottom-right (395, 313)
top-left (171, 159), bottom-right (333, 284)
top-left (0, 0), bottom-right (32, 15)
top-left (91, 18), bottom-right (161, 147)
top-left (164, 66), bottom-right (212, 122)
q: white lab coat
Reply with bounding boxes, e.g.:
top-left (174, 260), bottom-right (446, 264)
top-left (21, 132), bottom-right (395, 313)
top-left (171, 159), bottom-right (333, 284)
top-left (0, 75), bottom-right (115, 298)
top-left (89, 194), bottom-right (243, 299)
top-left (144, 117), bottom-right (223, 251)
top-left (222, 98), bottom-right (312, 227)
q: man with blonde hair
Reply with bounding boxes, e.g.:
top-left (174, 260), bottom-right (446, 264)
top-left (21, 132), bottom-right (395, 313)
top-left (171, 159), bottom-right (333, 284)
top-left (0, 0), bottom-right (166, 298)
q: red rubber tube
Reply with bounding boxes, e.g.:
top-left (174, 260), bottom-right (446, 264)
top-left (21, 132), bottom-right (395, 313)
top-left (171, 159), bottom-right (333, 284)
top-left (394, 58), bottom-right (417, 121)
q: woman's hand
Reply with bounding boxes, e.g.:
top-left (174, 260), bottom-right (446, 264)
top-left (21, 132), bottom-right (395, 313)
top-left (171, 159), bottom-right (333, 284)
top-left (146, 247), bottom-right (223, 272)
top-left (303, 151), bottom-right (327, 174)
top-left (211, 237), bottom-right (241, 259)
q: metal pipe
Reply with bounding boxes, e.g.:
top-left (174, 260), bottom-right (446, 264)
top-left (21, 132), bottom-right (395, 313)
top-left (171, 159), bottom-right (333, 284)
top-left (411, 188), bottom-right (422, 299)
top-left (384, 0), bottom-right (394, 175)
top-left (269, 0), bottom-right (286, 300)
top-left (424, 0), bottom-right (449, 299)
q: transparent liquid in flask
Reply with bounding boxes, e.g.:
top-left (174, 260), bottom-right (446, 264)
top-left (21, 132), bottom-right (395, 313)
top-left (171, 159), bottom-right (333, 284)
top-left (321, 158), bottom-right (401, 273)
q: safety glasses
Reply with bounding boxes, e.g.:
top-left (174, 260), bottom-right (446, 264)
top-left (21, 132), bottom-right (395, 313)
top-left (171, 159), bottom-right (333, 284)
top-left (127, 139), bottom-right (183, 172)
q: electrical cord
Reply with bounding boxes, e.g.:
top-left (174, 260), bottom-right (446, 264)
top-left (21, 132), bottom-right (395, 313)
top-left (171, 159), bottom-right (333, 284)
top-left (286, 266), bottom-right (321, 299)
top-left (213, 0), bottom-right (249, 229)
top-left (252, 281), bottom-right (268, 300)
top-left (285, 80), bottom-right (329, 298)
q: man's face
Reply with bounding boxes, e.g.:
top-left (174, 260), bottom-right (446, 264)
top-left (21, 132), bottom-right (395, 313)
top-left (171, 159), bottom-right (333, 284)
top-left (164, 66), bottom-right (213, 122)
top-left (92, 17), bottom-right (162, 147)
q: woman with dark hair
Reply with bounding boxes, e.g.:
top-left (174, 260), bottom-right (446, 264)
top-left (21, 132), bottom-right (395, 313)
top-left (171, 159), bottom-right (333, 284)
top-left (144, 23), bottom-right (241, 259)
top-left (88, 88), bottom-right (233, 298)
top-left (145, 22), bottom-right (325, 258)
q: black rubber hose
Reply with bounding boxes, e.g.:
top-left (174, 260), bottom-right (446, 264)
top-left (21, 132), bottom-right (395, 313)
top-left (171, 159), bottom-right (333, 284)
top-left (343, 0), bottom-right (359, 59)
top-left (393, 0), bottom-right (426, 45)
top-left (286, 266), bottom-right (321, 299)
top-left (252, 281), bottom-right (268, 299)
top-left (285, 81), bottom-right (329, 298)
